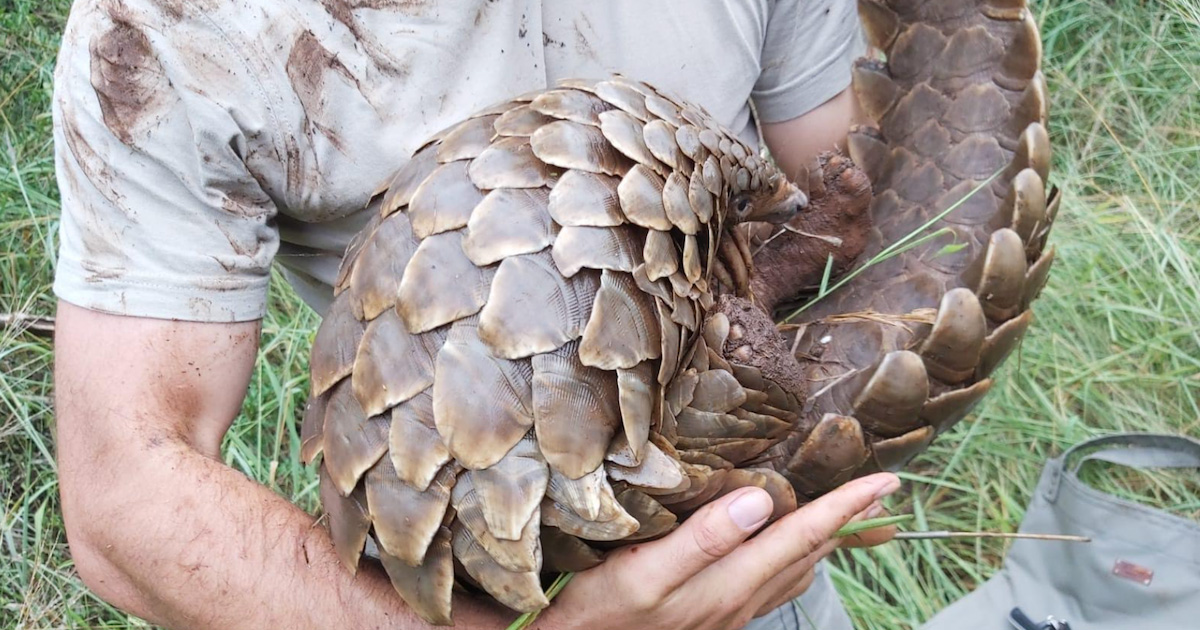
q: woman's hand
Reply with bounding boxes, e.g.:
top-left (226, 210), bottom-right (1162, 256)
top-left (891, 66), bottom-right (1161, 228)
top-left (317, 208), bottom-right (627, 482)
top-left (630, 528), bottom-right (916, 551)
top-left (536, 472), bottom-right (900, 630)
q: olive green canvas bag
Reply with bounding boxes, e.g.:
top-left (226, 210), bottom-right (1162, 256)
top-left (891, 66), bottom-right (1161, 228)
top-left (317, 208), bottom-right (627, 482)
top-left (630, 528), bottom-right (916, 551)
top-left (923, 433), bottom-right (1200, 630)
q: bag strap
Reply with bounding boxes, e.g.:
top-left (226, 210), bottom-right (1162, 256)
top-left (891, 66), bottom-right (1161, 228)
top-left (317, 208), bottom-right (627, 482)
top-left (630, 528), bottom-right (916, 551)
top-left (1043, 433), bottom-right (1200, 502)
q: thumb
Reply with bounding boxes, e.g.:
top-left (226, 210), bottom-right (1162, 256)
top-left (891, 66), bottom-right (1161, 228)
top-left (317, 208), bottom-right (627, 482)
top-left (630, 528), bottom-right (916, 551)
top-left (625, 487), bottom-right (774, 593)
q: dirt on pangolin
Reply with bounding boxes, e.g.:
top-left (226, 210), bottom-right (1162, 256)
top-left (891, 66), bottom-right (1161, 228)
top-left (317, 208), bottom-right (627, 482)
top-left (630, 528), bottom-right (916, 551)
top-left (713, 294), bottom-right (806, 401)
top-left (749, 151), bottom-right (872, 314)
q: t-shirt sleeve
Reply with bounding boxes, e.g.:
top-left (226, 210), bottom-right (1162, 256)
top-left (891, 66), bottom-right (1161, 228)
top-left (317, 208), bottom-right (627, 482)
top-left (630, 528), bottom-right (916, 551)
top-left (52, 2), bottom-right (280, 322)
top-left (752, 0), bottom-right (868, 124)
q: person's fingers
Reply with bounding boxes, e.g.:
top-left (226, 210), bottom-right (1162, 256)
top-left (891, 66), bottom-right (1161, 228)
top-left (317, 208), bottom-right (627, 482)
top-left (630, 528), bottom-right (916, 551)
top-left (715, 473), bottom-right (900, 581)
top-left (838, 501), bottom-right (899, 548)
top-left (622, 486), bottom-right (775, 594)
top-left (753, 568), bottom-right (817, 618)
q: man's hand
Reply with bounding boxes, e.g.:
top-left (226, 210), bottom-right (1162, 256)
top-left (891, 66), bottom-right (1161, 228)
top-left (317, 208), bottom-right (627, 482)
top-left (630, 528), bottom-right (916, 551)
top-left (538, 473), bottom-right (900, 630)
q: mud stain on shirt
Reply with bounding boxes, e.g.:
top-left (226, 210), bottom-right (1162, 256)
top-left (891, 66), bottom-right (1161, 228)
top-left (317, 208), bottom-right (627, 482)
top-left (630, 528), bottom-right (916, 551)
top-left (318, 0), bottom-right (414, 76)
top-left (89, 6), bottom-right (179, 146)
top-left (286, 30), bottom-right (361, 156)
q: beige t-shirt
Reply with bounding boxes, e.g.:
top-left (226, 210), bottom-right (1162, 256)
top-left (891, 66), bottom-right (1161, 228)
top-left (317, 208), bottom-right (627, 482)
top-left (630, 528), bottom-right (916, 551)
top-left (53, 0), bottom-right (865, 322)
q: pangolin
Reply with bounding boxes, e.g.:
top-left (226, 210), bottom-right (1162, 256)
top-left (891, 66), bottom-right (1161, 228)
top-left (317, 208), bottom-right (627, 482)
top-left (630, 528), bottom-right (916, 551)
top-left (300, 0), bottom-right (1057, 623)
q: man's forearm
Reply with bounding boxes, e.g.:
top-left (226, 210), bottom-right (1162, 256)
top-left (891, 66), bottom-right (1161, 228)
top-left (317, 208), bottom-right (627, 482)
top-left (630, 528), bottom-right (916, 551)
top-left (63, 435), bottom-right (503, 630)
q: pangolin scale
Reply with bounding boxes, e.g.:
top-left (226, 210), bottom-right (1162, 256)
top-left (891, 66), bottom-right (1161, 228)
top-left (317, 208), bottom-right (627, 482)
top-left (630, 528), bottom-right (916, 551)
top-left (301, 0), bottom-right (1057, 623)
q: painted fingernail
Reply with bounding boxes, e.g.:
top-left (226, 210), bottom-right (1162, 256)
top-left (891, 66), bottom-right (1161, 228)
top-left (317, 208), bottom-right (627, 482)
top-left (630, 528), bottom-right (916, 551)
top-left (728, 490), bottom-right (773, 530)
top-left (872, 474), bottom-right (901, 500)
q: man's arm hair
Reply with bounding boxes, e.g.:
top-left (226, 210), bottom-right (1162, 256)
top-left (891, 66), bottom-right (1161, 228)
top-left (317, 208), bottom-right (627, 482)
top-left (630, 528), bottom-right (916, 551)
top-left (54, 301), bottom-right (506, 630)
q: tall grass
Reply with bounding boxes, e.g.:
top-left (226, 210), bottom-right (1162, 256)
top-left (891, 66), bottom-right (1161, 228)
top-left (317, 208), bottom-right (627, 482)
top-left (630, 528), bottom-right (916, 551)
top-left (1, 1), bottom-right (1196, 628)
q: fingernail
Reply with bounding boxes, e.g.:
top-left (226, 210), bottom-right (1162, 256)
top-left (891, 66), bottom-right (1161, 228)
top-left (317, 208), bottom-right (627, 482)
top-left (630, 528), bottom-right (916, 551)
top-left (728, 490), bottom-right (773, 531)
top-left (865, 502), bottom-right (886, 519)
top-left (872, 474), bottom-right (901, 500)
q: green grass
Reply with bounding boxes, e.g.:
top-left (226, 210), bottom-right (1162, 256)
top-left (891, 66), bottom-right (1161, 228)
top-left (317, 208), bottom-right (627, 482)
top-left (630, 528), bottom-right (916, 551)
top-left (1, 0), bottom-right (1197, 628)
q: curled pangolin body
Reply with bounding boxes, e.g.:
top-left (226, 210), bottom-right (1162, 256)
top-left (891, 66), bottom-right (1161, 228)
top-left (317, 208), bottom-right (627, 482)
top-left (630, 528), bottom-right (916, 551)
top-left (302, 0), bottom-right (1056, 623)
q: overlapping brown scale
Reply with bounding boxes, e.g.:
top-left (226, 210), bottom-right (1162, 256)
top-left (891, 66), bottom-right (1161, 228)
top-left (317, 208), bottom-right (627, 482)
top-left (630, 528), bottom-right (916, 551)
top-left (478, 252), bottom-right (599, 359)
top-left (998, 11), bottom-right (1043, 88)
top-left (594, 80), bottom-right (650, 120)
top-left (352, 309), bottom-right (442, 417)
top-left (1022, 244), bottom-right (1056, 309)
top-left (436, 115), bottom-right (501, 162)
top-left (600, 110), bottom-right (664, 173)
top-left (546, 465), bottom-right (608, 521)
top-left (619, 164), bottom-right (674, 231)
top-left (632, 263), bottom-right (673, 302)
top-left (389, 391), bottom-right (451, 491)
top-left (1013, 122), bottom-right (1052, 183)
top-left (975, 228), bottom-right (1028, 320)
top-left (654, 464), bottom-right (729, 513)
top-left (689, 369), bottom-right (748, 413)
top-left (656, 300), bottom-right (683, 385)
top-left (675, 125), bottom-right (704, 162)
top-left (934, 26), bottom-right (1005, 84)
top-left (348, 212), bottom-right (420, 320)
top-left (786, 414), bottom-right (869, 497)
top-left (541, 475), bottom-right (640, 541)
top-left (644, 119), bottom-right (685, 171)
top-left (850, 350), bottom-right (929, 438)
top-left (871, 425), bottom-right (936, 471)
top-left (858, 0), bottom-right (900, 50)
top-left (367, 459), bottom-right (455, 567)
top-left (616, 363), bottom-right (656, 460)
top-left (494, 105), bottom-right (556, 137)
top-left (676, 408), bottom-right (755, 438)
top-left (468, 437), bottom-right (549, 542)
top-left (547, 170), bottom-right (625, 227)
top-left (310, 296), bottom-right (365, 396)
top-left (853, 59), bottom-right (900, 123)
top-left (606, 440), bottom-right (686, 490)
top-left (379, 526), bottom-right (454, 626)
top-left (662, 172), bottom-right (701, 234)
top-left (462, 188), bottom-right (555, 266)
top-left (704, 468), bottom-right (799, 522)
top-left (553, 225), bottom-right (643, 277)
top-left (917, 288), bottom-right (987, 383)
top-left (432, 317), bottom-right (534, 470)
top-left (920, 378), bottom-right (993, 433)
top-left (300, 393), bottom-right (327, 465)
top-left (978, 309), bottom-right (1033, 379)
top-left (469, 136), bottom-right (557, 189)
top-left (451, 473), bottom-right (542, 572)
top-left (579, 270), bottom-right (663, 370)
top-left (678, 449), bottom-right (733, 471)
top-left (451, 524), bottom-right (548, 613)
top-left (334, 212), bottom-right (381, 296)
top-left (530, 120), bottom-right (631, 176)
top-left (397, 231), bottom-right (495, 334)
top-left (541, 527), bottom-right (605, 572)
top-left (381, 144), bottom-right (438, 217)
top-left (323, 380), bottom-right (390, 496)
top-left (644, 91), bottom-right (683, 124)
top-left (1007, 169), bottom-right (1048, 248)
top-left (532, 341), bottom-right (622, 479)
top-left (408, 161), bottom-right (487, 239)
top-left (617, 489), bottom-right (678, 541)
top-left (320, 468), bottom-right (371, 573)
top-left (643, 229), bottom-right (679, 281)
top-left (530, 89), bottom-right (612, 125)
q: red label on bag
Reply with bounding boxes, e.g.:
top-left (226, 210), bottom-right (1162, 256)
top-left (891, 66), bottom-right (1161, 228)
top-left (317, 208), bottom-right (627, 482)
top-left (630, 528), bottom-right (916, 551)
top-left (1112, 559), bottom-right (1154, 586)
